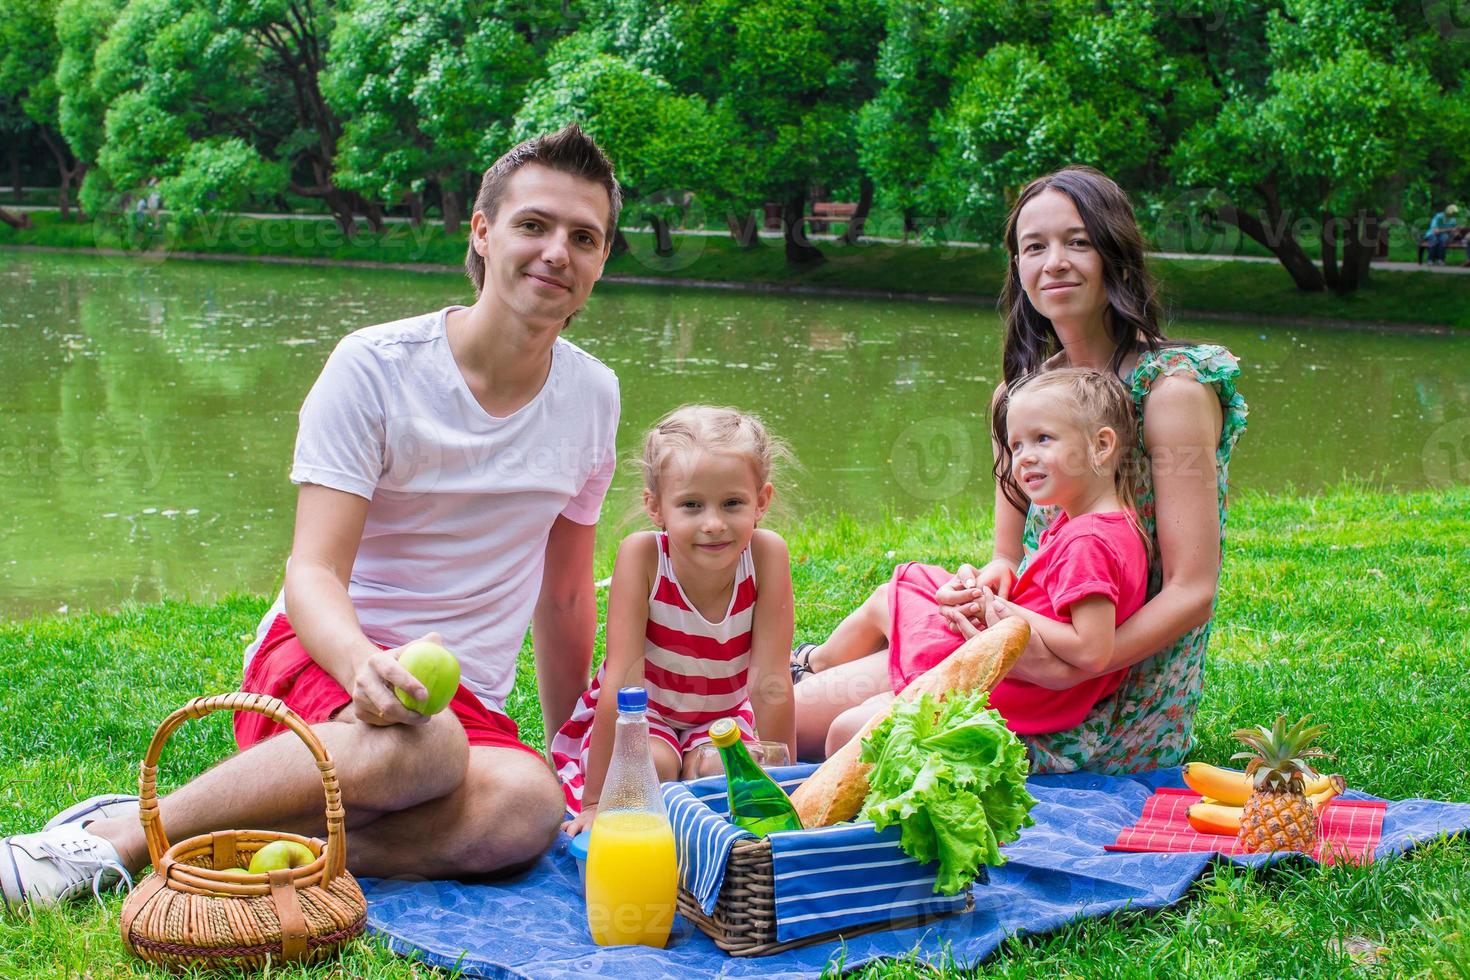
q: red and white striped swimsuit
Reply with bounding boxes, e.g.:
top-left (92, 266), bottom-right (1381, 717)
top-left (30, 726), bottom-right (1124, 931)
top-left (551, 532), bottom-right (758, 812)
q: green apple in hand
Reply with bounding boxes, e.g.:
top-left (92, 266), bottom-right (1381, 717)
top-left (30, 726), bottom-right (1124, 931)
top-left (247, 840), bottom-right (316, 875)
top-left (394, 640), bottom-right (461, 716)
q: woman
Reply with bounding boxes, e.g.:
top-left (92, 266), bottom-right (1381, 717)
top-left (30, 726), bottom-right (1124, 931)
top-left (792, 166), bottom-right (1248, 773)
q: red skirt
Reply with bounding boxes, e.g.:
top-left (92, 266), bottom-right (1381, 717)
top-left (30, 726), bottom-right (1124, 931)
top-left (235, 613), bottom-right (542, 760)
top-left (886, 562), bottom-right (1126, 735)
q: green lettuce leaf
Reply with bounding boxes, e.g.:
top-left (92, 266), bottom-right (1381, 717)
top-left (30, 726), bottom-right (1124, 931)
top-left (858, 691), bottom-right (1037, 895)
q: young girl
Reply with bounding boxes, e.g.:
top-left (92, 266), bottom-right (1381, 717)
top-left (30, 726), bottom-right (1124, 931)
top-left (554, 405), bottom-right (796, 834)
top-left (793, 368), bottom-right (1150, 757)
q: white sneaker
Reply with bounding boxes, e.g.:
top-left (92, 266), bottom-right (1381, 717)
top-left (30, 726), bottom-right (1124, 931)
top-left (0, 826), bottom-right (134, 916)
top-left (43, 793), bottom-right (140, 832)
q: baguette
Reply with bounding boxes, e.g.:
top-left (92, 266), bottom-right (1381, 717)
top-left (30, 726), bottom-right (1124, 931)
top-left (790, 616), bottom-right (1030, 828)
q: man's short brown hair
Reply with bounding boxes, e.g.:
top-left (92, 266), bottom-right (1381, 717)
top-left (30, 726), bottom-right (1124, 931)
top-left (464, 124), bottom-right (622, 294)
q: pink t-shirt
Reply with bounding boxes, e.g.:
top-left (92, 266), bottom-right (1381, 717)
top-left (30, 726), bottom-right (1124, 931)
top-left (986, 511), bottom-right (1150, 734)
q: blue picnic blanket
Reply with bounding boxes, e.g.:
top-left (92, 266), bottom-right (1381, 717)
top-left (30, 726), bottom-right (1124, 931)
top-left (363, 766), bottom-right (1470, 979)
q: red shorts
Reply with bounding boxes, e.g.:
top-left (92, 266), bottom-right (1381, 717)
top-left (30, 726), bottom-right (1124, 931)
top-left (235, 613), bottom-right (542, 761)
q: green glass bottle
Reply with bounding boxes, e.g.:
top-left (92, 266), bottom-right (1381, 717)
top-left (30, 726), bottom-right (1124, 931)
top-left (709, 718), bottom-right (803, 836)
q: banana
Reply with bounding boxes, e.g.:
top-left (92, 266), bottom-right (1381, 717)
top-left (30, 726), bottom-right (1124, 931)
top-left (1184, 773), bottom-right (1345, 839)
top-left (1186, 775), bottom-right (1345, 838)
top-left (1308, 774), bottom-right (1346, 810)
top-left (1182, 762), bottom-right (1341, 804)
top-left (1186, 801), bottom-right (1242, 836)
top-left (1181, 763), bottom-right (1252, 805)
top-left (1303, 771), bottom-right (1340, 796)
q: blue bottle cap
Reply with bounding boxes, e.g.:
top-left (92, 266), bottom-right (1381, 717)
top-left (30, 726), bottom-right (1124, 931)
top-left (616, 687), bottom-right (647, 712)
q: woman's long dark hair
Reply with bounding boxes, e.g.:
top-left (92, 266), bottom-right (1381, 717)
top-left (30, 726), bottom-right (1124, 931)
top-left (992, 166), bottom-right (1175, 515)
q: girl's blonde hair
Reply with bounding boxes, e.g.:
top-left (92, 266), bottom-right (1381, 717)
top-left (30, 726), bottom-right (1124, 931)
top-left (640, 404), bottom-right (787, 499)
top-left (994, 367), bottom-right (1151, 559)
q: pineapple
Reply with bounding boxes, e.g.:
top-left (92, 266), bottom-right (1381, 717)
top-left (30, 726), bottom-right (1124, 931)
top-left (1230, 714), bottom-right (1332, 854)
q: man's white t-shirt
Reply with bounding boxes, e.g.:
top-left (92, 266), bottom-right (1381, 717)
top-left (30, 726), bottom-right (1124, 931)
top-left (245, 307), bottom-right (620, 713)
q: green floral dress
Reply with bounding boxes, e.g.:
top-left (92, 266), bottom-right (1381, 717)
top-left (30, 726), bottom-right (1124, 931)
top-left (1017, 344), bottom-right (1248, 774)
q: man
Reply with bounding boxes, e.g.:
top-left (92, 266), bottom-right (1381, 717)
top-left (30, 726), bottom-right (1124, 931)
top-left (1426, 203), bottom-right (1459, 265)
top-left (2, 124), bottom-right (622, 912)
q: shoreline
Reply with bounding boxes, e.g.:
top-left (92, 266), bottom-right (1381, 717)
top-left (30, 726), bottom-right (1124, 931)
top-left (3, 243), bottom-right (1460, 336)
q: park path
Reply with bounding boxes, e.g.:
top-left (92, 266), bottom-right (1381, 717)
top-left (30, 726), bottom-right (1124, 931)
top-left (5, 204), bottom-right (1468, 275)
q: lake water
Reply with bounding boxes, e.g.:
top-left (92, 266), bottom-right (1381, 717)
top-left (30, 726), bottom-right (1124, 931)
top-left (3, 251), bottom-right (1468, 619)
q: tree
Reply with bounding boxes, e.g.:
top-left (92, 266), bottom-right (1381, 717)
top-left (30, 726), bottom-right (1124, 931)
top-left (80, 0), bottom-right (381, 231)
top-left (704, 0), bottom-right (884, 263)
top-left (856, 0), bottom-right (1044, 240)
top-left (323, 0), bottom-right (553, 233)
top-left (589, 0), bottom-right (883, 264)
top-left (1167, 0), bottom-right (1467, 293)
top-left (513, 30), bottom-right (738, 257)
top-left (55, 0), bottom-right (125, 219)
top-left (908, 2), bottom-right (1177, 243)
top-left (1, 88), bottom-right (33, 202)
top-left (0, 0), bottom-right (89, 217)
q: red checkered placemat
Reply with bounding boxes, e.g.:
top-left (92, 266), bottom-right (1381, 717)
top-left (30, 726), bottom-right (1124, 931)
top-left (1106, 787), bottom-right (1387, 865)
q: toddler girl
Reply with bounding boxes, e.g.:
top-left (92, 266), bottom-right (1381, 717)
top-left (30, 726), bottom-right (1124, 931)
top-left (795, 368), bottom-right (1150, 755)
top-left (554, 405), bottom-right (795, 833)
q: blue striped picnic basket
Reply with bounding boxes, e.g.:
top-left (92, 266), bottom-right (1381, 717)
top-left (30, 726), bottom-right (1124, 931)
top-left (664, 764), bottom-right (977, 956)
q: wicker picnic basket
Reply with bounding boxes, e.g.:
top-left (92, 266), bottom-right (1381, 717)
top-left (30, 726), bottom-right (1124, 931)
top-left (675, 836), bottom-right (978, 957)
top-left (119, 693), bottom-right (367, 971)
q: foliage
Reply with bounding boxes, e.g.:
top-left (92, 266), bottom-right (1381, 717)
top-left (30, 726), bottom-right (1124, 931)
top-left (72, 0), bottom-right (384, 230)
top-left (1166, 0), bottom-right (1467, 293)
top-left (0, 0), bottom-right (95, 214)
top-left (0, 0), bottom-right (61, 130)
top-left (513, 29), bottom-right (740, 234)
top-left (55, 0), bottom-right (123, 171)
top-left (322, 0), bottom-right (550, 231)
top-left (82, 0), bottom-right (274, 219)
top-left (4, 0), bottom-right (1466, 290)
top-left (581, 0), bottom-right (882, 260)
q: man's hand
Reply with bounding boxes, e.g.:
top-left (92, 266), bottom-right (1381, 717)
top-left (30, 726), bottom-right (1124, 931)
top-left (561, 803), bottom-right (597, 836)
top-left (348, 631), bottom-right (444, 727)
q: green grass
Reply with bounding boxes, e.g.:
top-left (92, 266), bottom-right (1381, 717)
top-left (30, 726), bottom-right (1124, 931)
top-left (2, 484), bottom-right (1468, 977)
top-left (4, 210), bottom-right (1468, 330)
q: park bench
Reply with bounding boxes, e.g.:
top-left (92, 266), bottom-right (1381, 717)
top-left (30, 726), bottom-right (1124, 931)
top-left (806, 201), bottom-right (858, 233)
top-left (1418, 227), bottom-right (1469, 264)
top-left (757, 200), bottom-right (860, 234)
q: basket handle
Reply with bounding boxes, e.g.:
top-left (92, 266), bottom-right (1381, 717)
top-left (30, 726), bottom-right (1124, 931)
top-left (137, 692), bottom-right (348, 885)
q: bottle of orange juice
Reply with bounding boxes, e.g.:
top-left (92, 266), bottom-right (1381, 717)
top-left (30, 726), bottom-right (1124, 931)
top-left (585, 687), bottom-right (678, 947)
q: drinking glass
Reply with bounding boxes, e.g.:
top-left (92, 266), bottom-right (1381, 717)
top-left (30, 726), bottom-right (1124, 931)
top-left (689, 739), bottom-right (791, 778)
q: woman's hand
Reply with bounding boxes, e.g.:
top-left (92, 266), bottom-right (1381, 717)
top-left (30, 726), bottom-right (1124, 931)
top-left (348, 632), bottom-right (442, 727)
top-left (561, 803), bottom-right (597, 836)
top-left (975, 559), bottom-right (1018, 600)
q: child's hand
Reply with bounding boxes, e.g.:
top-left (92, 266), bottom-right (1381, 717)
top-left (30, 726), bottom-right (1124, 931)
top-left (561, 803), bottom-right (597, 837)
top-left (979, 586), bottom-right (1016, 628)
top-left (935, 563), bottom-right (985, 607)
top-left (943, 605), bottom-right (983, 639)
